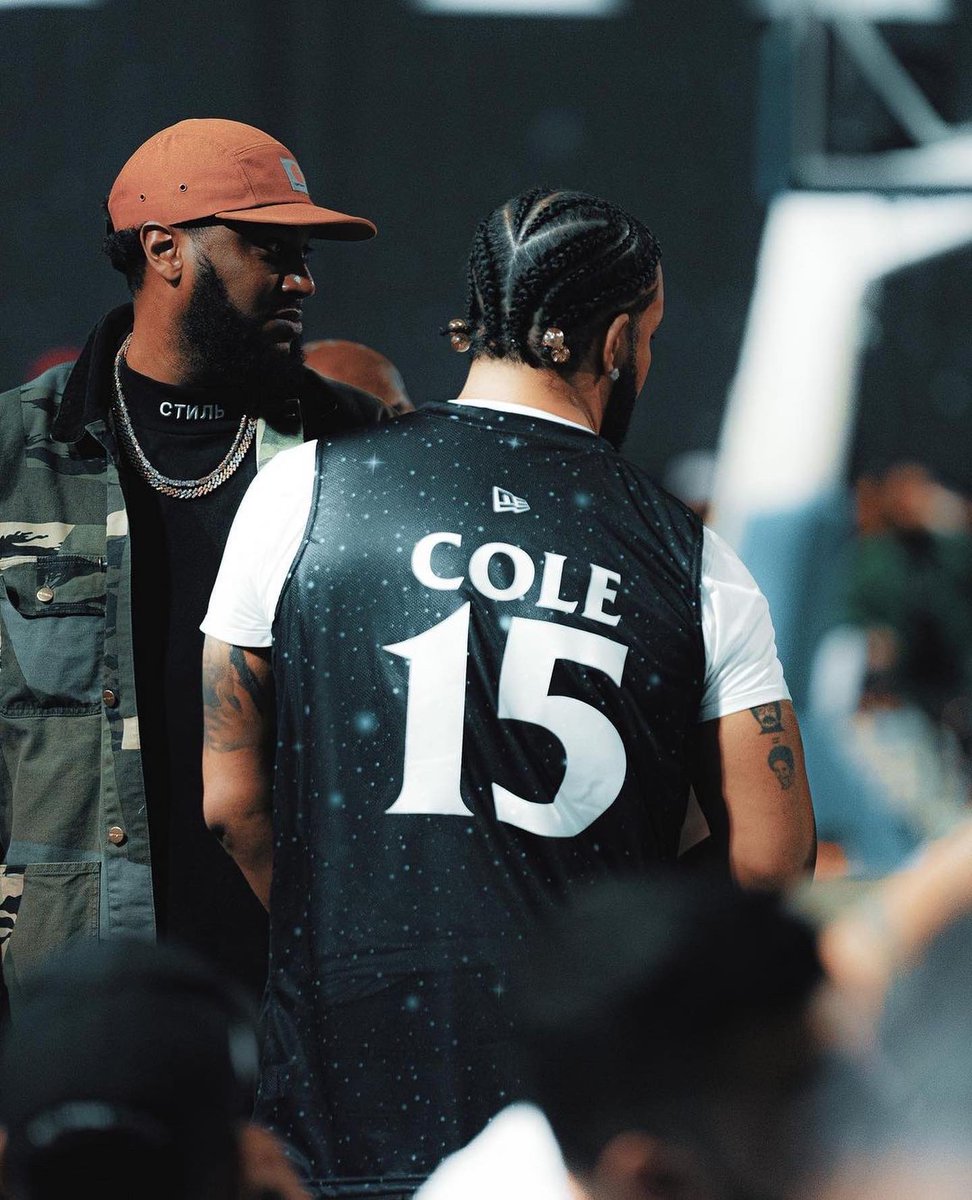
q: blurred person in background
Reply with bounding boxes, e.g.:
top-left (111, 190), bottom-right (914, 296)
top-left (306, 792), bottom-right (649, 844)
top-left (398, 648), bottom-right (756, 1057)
top-left (201, 187), bottom-right (814, 1197)
top-left (849, 462), bottom-right (972, 759)
top-left (0, 939), bottom-right (308, 1200)
top-left (818, 816), bottom-right (972, 1024)
top-left (303, 338), bottom-right (414, 415)
top-left (782, 818), bottom-right (972, 1199)
top-left (804, 907), bottom-right (972, 1200)
top-left (802, 462), bottom-right (972, 876)
top-left (0, 118), bottom-right (383, 1016)
top-left (417, 873), bottom-right (834, 1200)
top-left (423, 825), bottom-right (972, 1200)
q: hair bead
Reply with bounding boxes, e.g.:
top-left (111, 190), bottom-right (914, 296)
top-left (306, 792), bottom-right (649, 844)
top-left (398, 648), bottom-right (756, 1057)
top-left (441, 317), bottom-right (472, 353)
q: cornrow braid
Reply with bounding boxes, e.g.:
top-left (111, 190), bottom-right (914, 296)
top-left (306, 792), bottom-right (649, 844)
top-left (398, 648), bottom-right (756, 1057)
top-left (532, 220), bottom-right (632, 348)
top-left (551, 223), bottom-right (655, 333)
top-left (509, 187), bottom-right (550, 240)
top-left (520, 191), bottom-right (590, 242)
top-left (467, 223), bottom-right (506, 354)
top-left (460, 188), bottom-right (661, 372)
top-left (507, 219), bottom-right (615, 366)
top-left (555, 264), bottom-right (658, 340)
top-left (506, 195), bottom-right (610, 355)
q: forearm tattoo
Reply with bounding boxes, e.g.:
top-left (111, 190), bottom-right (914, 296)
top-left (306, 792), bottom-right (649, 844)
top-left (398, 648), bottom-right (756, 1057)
top-left (751, 703), bottom-right (795, 791)
top-left (203, 643), bottom-right (273, 751)
top-left (229, 644), bottom-right (268, 716)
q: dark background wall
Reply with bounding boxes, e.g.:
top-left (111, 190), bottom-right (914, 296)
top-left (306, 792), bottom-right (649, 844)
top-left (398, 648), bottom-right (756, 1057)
top-left (0, 0), bottom-right (766, 477)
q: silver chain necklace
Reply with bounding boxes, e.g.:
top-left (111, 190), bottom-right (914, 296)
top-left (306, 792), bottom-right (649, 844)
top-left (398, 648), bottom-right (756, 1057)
top-left (111, 334), bottom-right (257, 501)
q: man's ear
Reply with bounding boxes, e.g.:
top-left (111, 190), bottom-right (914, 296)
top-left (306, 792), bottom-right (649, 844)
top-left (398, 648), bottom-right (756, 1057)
top-left (601, 313), bottom-right (631, 378)
top-left (140, 222), bottom-right (185, 285)
top-left (591, 1130), bottom-right (708, 1200)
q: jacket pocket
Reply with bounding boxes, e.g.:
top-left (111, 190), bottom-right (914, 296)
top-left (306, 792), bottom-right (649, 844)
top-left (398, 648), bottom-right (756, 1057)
top-left (0, 555), bottom-right (107, 715)
top-left (1, 861), bottom-right (101, 1004)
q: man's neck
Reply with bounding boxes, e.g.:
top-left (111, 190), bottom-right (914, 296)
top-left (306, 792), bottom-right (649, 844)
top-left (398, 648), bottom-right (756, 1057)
top-left (457, 359), bottom-right (605, 434)
top-left (124, 309), bottom-right (190, 386)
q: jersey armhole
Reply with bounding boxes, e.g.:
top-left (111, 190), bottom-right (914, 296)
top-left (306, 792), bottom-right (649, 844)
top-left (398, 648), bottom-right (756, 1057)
top-left (691, 517), bottom-right (707, 713)
top-left (271, 440), bottom-right (326, 638)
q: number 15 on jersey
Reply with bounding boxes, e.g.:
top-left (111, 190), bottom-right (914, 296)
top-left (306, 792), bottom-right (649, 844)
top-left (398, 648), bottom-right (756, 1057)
top-left (383, 603), bottom-right (630, 838)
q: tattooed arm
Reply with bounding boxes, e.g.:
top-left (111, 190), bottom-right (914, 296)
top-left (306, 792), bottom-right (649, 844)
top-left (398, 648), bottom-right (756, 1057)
top-left (690, 700), bottom-right (816, 889)
top-left (202, 636), bottom-right (276, 910)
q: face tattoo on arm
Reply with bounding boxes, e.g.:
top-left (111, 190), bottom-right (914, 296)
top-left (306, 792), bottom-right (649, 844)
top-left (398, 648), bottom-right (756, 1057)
top-left (750, 702), bottom-right (784, 735)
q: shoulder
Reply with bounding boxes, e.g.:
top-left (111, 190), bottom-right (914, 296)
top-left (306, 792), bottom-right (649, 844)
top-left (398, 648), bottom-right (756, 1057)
top-left (699, 527), bottom-right (772, 628)
top-left (298, 369), bottom-right (386, 439)
top-left (700, 527), bottom-right (763, 591)
top-left (239, 440), bottom-right (318, 532)
top-left (2, 363), bottom-right (72, 419)
top-left (0, 365), bottom-right (74, 481)
top-left (698, 526), bottom-right (789, 718)
top-left (251, 438), bottom-right (319, 494)
top-left (603, 454), bottom-right (705, 574)
top-left (612, 451), bottom-right (703, 526)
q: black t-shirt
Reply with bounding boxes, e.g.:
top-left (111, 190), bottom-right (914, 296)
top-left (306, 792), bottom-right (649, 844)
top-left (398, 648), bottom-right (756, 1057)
top-left (262, 403), bottom-right (705, 1193)
top-left (117, 360), bottom-right (267, 997)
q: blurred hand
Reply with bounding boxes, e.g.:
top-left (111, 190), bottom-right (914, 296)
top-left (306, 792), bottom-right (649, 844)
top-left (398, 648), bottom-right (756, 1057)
top-left (238, 1123), bottom-right (311, 1200)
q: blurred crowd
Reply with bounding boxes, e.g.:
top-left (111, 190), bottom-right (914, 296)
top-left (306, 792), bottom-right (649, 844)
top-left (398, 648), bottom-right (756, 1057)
top-left (3, 828), bottom-right (972, 1200)
top-left (807, 462), bottom-right (972, 868)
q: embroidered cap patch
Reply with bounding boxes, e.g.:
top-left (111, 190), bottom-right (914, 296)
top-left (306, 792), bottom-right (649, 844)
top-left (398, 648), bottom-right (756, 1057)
top-left (280, 157), bottom-right (309, 194)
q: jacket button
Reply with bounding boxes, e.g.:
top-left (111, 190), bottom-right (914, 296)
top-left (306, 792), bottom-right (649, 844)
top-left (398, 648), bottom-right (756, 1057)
top-left (107, 826), bottom-right (126, 846)
top-left (36, 586), bottom-right (54, 603)
top-left (102, 689), bottom-right (118, 708)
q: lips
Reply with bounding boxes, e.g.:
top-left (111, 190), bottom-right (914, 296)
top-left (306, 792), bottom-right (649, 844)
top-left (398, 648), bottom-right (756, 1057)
top-left (266, 308), bottom-right (303, 338)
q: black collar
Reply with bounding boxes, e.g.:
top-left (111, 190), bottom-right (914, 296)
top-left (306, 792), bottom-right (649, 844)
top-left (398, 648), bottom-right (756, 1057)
top-left (51, 304), bottom-right (134, 444)
top-left (48, 304), bottom-right (370, 445)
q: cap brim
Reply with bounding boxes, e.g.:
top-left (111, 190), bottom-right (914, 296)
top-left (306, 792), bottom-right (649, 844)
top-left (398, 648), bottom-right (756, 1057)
top-left (213, 203), bottom-right (376, 241)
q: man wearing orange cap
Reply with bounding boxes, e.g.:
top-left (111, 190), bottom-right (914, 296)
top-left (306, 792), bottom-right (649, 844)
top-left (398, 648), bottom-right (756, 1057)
top-left (0, 119), bottom-right (383, 1016)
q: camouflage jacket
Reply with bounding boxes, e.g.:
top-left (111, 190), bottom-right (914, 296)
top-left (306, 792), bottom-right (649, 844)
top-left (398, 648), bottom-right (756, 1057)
top-left (0, 305), bottom-right (383, 1013)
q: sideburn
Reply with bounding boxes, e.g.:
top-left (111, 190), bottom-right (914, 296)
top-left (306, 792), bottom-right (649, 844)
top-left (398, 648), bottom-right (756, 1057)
top-left (599, 325), bottom-right (640, 451)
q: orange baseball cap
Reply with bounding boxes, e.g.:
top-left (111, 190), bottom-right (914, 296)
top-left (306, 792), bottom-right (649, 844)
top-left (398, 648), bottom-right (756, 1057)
top-left (107, 118), bottom-right (376, 240)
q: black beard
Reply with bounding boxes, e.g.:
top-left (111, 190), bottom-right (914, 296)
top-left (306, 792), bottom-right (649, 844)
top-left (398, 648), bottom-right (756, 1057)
top-left (598, 357), bottom-right (639, 450)
top-left (179, 257), bottom-right (306, 412)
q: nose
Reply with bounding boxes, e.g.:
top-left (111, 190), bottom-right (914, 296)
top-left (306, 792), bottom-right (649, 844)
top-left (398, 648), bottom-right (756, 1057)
top-left (281, 270), bottom-right (315, 298)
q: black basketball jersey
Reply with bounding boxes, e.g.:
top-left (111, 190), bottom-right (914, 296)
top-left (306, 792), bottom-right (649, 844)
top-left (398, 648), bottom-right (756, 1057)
top-left (260, 403), bottom-right (705, 1196)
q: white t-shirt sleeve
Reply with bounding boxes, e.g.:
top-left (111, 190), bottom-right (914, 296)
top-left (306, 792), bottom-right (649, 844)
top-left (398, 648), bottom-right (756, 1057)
top-left (200, 439), bottom-right (318, 647)
top-left (413, 1104), bottom-right (572, 1200)
top-left (698, 527), bottom-right (790, 722)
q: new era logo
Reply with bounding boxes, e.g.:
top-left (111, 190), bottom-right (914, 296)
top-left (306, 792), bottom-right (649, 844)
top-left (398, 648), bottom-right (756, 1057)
top-left (280, 157), bottom-right (309, 194)
top-left (492, 486), bottom-right (530, 514)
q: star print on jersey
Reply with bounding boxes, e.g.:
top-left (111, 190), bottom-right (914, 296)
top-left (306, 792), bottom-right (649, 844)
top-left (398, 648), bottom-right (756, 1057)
top-left (263, 402), bottom-right (706, 1188)
top-left (492, 486), bottom-right (530, 514)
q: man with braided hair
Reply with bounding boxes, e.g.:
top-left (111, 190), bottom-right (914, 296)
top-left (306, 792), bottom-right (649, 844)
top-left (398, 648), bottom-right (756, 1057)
top-left (201, 188), bottom-right (815, 1197)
